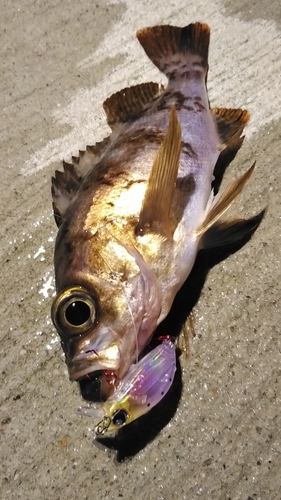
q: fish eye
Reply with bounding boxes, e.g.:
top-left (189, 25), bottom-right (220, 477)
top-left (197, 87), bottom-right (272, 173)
top-left (51, 286), bottom-right (97, 336)
top-left (65, 300), bottom-right (90, 326)
top-left (111, 409), bottom-right (128, 427)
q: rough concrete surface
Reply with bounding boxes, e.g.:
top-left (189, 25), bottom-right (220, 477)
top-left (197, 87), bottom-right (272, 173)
top-left (1, 0), bottom-right (280, 499)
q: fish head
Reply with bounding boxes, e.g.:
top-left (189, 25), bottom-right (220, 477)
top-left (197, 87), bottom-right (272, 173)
top-left (51, 222), bottom-right (162, 390)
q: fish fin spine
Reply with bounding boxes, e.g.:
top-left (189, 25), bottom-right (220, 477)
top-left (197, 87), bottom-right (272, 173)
top-left (51, 137), bottom-right (110, 226)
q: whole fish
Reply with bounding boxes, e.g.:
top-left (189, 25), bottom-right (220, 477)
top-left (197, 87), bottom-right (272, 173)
top-left (77, 338), bottom-right (176, 434)
top-left (51, 22), bottom-right (258, 402)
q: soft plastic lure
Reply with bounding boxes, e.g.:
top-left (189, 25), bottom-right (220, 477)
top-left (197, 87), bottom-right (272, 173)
top-left (77, 339), bottom-right (176, 434)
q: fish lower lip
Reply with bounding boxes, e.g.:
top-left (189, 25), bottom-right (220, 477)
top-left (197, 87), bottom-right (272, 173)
top-left (68, 358), bottom-right (120, 382)
top-left (68, 363), bottom-right (102, 381)
top-left (68, 344), bottom-right (121, 380)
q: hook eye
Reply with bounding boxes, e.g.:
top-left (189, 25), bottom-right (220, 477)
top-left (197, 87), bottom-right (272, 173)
top-left (95, 416), bottom-right (111, 435)
top-left (51, 286), bottom-right (98, 336)
top-left (95, 409), bottom-right (129, 435)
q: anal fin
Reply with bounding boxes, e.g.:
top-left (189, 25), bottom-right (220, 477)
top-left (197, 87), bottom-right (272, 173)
top-left (212, 107), bottom-right (250, 147)
top-left (136, 106), bottom-right (182, 238)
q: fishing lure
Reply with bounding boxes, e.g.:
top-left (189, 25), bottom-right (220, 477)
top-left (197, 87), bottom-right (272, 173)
top-left (77, 339), bottom-right (176, 434)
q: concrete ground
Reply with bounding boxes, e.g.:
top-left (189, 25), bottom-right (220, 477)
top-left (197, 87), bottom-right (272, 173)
top-left (1, 0), bottom-right (280, 499)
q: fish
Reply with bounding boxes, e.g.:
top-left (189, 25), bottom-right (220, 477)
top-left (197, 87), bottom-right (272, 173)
top-left (77, 338), bottom-right (177, 434)
top-left (51, 22), bottom-right (260, 403)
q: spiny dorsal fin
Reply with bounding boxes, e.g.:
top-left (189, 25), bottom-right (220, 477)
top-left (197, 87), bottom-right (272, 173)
top-left (51, 136), bottom-right (110, 227)
top-left (103, 82), bottom-right (163, 126)
top-left (52, 161), bottom-right (81, 227)
top-left (136, 23), bottom-right (210, 76)
top-left (71, 137), bottom-right (110, 175)
top-left (136, 105), bottom-right (182, 238)
top-left (212, 108), bottom-right (250, 147)
top-left (196, 163), bottom-right (256, 238)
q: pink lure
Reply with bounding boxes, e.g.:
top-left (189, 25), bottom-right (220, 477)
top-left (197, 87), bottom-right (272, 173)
top-left (78, 339), bottom-right (176, 434)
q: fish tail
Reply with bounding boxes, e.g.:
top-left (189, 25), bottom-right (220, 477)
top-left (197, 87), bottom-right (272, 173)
top-left (136, 22), bottom-right (210, 79)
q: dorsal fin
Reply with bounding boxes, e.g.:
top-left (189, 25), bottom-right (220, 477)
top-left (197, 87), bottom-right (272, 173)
top-left (136, 106), bottom-right (182, 238)
top-left (51, 136), bottom-right (110, 227)
top-left (136, 23), bottom-right (210, 77)
top-left (103, 82), bottom-right (163, 126)
top-left (212, 108), bottom-right (250, 146)
top-left (52, 161), bottom-right (81, 227)
top-left (196, 163), bottom-right (255, 238)
top-left (71, 137), bottom-right (110, 175)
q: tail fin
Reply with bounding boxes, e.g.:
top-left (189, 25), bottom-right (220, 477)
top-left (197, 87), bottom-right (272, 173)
top-left (136, 23), bottom-right (210, 77)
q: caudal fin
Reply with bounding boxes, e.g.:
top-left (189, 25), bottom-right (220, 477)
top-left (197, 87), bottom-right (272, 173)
top-left (136, 23), bottom-right (210, 78)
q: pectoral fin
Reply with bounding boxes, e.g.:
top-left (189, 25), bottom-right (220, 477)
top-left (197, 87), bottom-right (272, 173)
top-left (196, 163), bottom-right (255, 238)
top-left (136, 106), bottom-right (182, 238)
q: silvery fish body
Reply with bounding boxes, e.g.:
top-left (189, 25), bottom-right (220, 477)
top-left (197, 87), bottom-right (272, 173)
top-left (51, 23), bottom-right (257, 400)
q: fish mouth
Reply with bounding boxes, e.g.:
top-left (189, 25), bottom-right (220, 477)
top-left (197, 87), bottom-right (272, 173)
top-left (78, 370), bottom-right (103, 402)
top-left (67, 344), bottom-right (121, 381)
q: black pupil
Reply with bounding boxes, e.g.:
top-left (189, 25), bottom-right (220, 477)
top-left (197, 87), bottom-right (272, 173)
top-left (65, 300), bottom-right (91, 326)
top-left (112, 409), bottom-right (128, 426)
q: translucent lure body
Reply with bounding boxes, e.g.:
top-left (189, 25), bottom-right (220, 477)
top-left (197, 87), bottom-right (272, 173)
top-left (78, 339), bottom-right (176, 434)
